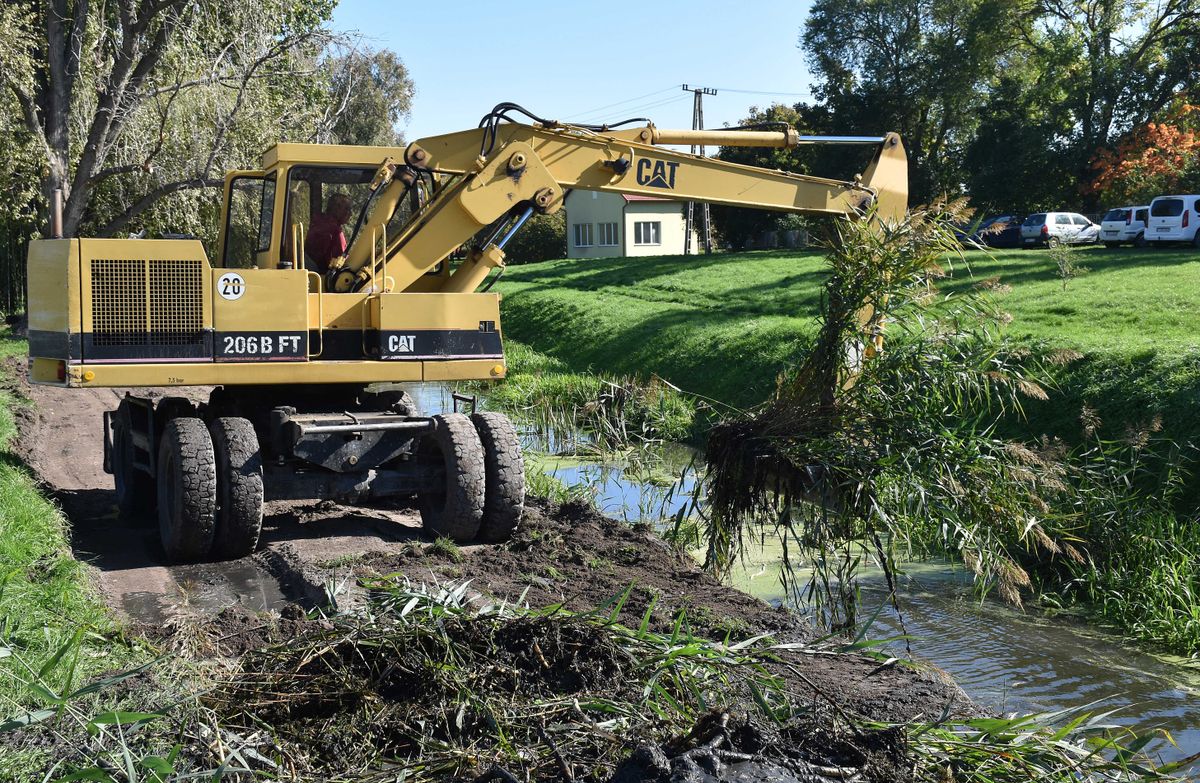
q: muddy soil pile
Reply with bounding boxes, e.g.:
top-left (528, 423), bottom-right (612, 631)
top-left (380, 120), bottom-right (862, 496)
top-left (142, 574), bottom-right (921, 782)
top-left (11, 373), bottom-right (970, 780)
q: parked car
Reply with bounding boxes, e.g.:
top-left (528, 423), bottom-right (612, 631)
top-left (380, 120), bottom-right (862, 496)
top-left (1099, 206), bottom-right (1149, 247)
top-left (957, 214), bottom-right (1024, 249)
top-left (1145, 194), bottom-right (1200, 247)
top-left (1020, 212), bottom-right (1100, 247)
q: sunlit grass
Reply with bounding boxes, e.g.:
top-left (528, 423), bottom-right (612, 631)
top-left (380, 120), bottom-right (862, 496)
top-left (0, 331), bottom-right (148, 781)
top-left (496, 245), bottom-right (1200, 438)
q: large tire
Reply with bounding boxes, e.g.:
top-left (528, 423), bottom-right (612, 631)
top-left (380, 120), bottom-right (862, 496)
top-left (157, 417), bottom-right (217, 563)
top-left (112, 404), bottom-right (154, 520)
top-left (209, 417), bottom-right (264, 559)
top-left (471, 412), bottom-right (525, 543)
top-left (418, 413), bottom-right (484, 542)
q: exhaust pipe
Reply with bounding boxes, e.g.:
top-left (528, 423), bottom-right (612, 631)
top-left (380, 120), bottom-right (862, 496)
top-left (50, 189), bottom-right (63, 238)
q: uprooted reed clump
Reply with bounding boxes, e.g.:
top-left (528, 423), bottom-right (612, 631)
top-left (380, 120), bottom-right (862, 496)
top-left (3, 577), bottom-right (1188, 781)
top-left (202, 580), bottom-right (913, 781)
top-left (703, 202), bottom-right (1064, 629)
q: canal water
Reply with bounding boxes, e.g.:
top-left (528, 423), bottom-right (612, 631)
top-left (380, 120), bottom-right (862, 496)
top-left (412, 383), bottom-right (1200, 764)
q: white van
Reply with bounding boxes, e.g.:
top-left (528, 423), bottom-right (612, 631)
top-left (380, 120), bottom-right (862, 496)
top-left (1099, 206), bottom-right (1149, 247)
top-left (1146, 195), bottom-right (1200, 247)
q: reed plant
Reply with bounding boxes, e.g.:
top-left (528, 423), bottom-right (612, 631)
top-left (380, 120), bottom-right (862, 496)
top-left (698, 204), bottom-right (1200, 656)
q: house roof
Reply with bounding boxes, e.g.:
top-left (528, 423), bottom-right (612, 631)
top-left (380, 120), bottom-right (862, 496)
top-left (622, 194), bottom-right (673, 202)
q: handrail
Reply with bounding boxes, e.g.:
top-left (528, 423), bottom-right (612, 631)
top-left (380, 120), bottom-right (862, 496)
top-left (305, 270), bottom-right (323, 359)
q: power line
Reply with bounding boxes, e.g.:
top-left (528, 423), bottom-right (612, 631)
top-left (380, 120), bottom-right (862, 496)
top-left (711, 87), bottom-right (810, 97)
top-left (573, 93), bottom-right (690, 125)
top-left (575, 93), bottom-right (690, 122)
top-left (564, 85), bottom-right (680, 122)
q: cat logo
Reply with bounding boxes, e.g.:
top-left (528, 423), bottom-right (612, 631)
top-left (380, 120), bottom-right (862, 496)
top-left (636, 158), bottom-right (679, 189)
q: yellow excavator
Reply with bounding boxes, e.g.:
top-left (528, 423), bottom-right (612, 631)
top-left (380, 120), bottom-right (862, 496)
top-left (25, 103), bottom-right (907, 563)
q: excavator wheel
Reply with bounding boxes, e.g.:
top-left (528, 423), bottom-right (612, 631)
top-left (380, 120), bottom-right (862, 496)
top-left (471, 412), bottom-right (525, 543)
top-left (418, 413), bottom-right (485, 543)
top-left (209, 417), bottom-right (264, 560)
top-left (157, 417), bottom-right (217, 563)
top-left (112, 402), bottom-right (155, 521)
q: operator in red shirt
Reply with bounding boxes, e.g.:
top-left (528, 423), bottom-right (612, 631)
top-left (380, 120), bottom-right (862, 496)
top-left (304, 192), bottom-right (353, 273)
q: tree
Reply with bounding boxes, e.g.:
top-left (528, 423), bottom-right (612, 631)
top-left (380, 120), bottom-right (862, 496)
top-left (1088, 100), bottom-right (1200, 206)
top-left (320, 48), bottom-right (414, 147)
top-left (802, 0), bottom-right (1024, 203)
top-left (0, 0), bottom-right (349, 238)
top-left (963, 70), bottom-right (1078, 213)
top-left (503, 212), bottom-right (565, 265)
top-left (1018, 0), bottom-right (1200, 202)
top-left (712, 104), bottom-right (816, 248)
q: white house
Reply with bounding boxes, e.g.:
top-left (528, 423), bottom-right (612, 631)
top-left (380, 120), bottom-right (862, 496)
top-left (563, 190), bottom-right (699, 259)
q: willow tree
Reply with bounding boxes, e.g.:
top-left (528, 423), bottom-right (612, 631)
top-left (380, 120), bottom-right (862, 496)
top-left (2, 0), bottom-right (412, 242)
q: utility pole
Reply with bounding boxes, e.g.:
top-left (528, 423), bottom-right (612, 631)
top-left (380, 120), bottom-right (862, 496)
top-left (682, 84), bottom-right (716, 254)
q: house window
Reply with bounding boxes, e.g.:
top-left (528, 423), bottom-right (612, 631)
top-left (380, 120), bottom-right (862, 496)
top-left (573, 223), bottom-right (593, 247)
top-left (597, 222), bottom-right (619, 246)
top-left (634, 221), bottom-right (661, 245)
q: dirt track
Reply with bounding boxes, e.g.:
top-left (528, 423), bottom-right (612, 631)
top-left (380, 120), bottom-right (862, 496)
top-left (17, 374), bottom-right (970, 724)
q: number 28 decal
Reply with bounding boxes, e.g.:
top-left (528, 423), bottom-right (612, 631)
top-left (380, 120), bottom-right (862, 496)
top-left (217, 272), bottom-right (246, 301)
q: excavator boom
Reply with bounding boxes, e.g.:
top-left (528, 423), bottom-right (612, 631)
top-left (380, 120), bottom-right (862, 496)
top-left (329, 121), bottom-right (905, 293)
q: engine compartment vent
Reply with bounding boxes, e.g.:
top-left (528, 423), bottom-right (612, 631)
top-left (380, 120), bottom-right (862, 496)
top-left (88, 258), bottom-right (209, 360)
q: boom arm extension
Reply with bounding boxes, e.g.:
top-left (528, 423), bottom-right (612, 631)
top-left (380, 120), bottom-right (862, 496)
top-left (327, 122), bottom-right (906, 294)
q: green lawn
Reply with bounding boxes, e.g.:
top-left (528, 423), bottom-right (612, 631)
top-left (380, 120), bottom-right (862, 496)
top-left (497, 245), bottom-right (1200, 443)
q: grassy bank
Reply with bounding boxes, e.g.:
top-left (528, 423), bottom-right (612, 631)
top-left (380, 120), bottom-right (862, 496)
top-left (476, 339), bottom-right (701, 444)
top-left (0, 333), bottom-right (150, 777)
top-left (496, 244), bottom-right (1200, 657)
top-left (497, 245), bottom-right (1200, 443)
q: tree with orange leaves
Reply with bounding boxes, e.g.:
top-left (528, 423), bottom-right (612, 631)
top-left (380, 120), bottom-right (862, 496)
top-left (1090, 100), bottom-right (1200, 206)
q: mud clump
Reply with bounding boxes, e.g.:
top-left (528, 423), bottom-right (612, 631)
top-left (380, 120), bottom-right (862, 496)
top-left (201, 585), bottom-right (916, 782)
top-left (358, 497), bottom-right (795, 639)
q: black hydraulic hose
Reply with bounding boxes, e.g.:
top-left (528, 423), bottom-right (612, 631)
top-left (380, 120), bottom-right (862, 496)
top-left (346, 178), bottom-right (414, 255)
top-left (476, 101), bottom-right (654, 157)
top-left (480, 264), bottom-right (505, 293)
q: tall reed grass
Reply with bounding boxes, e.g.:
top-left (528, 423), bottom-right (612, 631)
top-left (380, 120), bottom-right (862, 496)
top-left (699, 205), bottom-right (1200, 656)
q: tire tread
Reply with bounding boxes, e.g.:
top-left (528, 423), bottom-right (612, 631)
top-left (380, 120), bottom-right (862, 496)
top-left (471, 412), bottom-right (525, 543)
top-left (157, 417), bottom-right (217, 563)
top-left (209, 417), bottom-right (264, 559)
top-left (419, 413), bottom-right (485, 542)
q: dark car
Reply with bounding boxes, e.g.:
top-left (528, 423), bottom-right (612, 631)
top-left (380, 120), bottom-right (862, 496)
top-left (958, 215), bottom-right (1024, 249)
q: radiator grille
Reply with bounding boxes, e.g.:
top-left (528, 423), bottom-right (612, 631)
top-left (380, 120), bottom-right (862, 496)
top-left (148, 260), bottom-right (205, 345)
top-left (90, 258), bottom-right (205, 351)
top-left (90, 259), bottom-right (147, 346)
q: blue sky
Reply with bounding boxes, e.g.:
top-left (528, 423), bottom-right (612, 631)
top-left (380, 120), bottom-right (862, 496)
top-left (331, 0), bottom-right (816, 142)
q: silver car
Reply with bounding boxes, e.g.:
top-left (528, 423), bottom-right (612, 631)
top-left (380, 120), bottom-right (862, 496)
top-left (1021, 212), bottom-right (1100, 247)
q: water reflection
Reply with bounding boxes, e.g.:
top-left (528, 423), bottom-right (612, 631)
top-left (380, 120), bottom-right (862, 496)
top-left (731, 549), bottom-right (1200, 763)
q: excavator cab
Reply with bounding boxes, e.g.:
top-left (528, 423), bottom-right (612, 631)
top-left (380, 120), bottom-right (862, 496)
top-left (217, 147), bottom-right (404, 273)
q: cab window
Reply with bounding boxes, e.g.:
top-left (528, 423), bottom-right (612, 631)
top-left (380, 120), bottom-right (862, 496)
top-left (284, 166), bottom-right (377, 273)
top-left (222, 173), bottom-right (276, 268)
